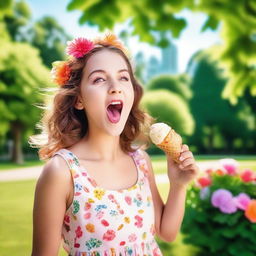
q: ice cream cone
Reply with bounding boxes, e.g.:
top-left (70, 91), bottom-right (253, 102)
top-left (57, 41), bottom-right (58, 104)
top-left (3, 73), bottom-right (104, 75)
top-left (149, 123), bottom-right (182, 164)
top-left (156, 129), bottom-right (182, 163)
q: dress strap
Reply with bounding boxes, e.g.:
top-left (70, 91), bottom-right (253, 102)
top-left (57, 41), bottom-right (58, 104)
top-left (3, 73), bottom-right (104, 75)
top-left (129, 148), bottom-right (150, 179)
top-left (53, 148), bottom-right (83, 181)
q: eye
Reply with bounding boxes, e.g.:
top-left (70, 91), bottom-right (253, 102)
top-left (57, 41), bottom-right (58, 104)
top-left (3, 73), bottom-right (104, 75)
top-left (120, 76), bottom-right (129, 81)
top-left (93, 77), bottom-right (105, 83)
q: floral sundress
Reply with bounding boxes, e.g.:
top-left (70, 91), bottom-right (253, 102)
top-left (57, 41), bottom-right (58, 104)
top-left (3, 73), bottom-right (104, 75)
top-left (53, 148), bottom-right (163, 256)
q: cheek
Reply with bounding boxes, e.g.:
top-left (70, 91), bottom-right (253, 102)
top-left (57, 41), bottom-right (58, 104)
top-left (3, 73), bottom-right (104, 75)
top-left (81, 89), bottom-right (103, 111)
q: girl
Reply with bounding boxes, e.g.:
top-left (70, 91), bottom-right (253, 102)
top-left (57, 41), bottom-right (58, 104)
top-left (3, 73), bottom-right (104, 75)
top-left (30, 32), bottom-right (199, 256)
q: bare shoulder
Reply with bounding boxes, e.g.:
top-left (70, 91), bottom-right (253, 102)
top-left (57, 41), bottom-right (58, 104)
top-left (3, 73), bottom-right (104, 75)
top-left (36, 154), bottom-right (72, 202)
top-left (31, 154), bottom-right (73, 254)
top-left (39, 154), bottom-right (70, 184)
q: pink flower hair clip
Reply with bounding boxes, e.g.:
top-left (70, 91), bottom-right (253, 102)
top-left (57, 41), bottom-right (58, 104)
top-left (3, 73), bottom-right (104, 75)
top-left (66, 37), bottom-right (94, 58)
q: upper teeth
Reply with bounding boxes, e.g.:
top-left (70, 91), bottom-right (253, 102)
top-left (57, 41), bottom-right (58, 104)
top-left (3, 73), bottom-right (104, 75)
top-left (110, 101), bottom-right (121, 105)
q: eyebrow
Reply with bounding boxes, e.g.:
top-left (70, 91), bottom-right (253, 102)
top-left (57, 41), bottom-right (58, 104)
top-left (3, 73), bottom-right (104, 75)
top-left (87, 69), bottom-right (129, 79)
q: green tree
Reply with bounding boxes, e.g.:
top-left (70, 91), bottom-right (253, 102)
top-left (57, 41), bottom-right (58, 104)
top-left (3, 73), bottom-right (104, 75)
top-left (3, 0), bottom-right (31, 41)
top-left (141, 89), bottom-right (195, 136)
top-left (147, 74), bottom-right (192, 101)
top-left (0, 39), bottom-right (50, 163)
top-left (27, 16), bottom-right (71, 68)
top-left (187, 50), bottom-right (255, 154)
top-left (67, 0), bottom-right (256, 104)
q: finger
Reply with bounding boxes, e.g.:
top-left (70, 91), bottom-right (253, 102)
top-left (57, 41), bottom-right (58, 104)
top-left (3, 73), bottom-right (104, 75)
top-left (179, 158), bottom-right (194, 168)
top-left (179, 151), bottom-right (193, 161)
top-left (181, 144), bottom-right (189, 152)
top-left (186, 164), bottom-right (200, 175)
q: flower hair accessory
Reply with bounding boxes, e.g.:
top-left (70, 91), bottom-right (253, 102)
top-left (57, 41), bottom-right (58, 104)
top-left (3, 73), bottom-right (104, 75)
top-left (51, 61), bottom-right (71, 86)
top-left (51, 31), bottom-right (129, 86)
top-left (66, 38), bottom-right (94, 58)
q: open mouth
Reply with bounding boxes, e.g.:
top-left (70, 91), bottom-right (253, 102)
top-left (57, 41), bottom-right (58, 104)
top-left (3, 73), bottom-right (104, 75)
top-left (106, 102), bottom-right (123, 123)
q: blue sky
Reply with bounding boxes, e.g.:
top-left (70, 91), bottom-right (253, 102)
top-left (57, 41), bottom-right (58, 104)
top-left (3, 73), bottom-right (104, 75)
top-left (26, 0), bottom-right (222, 73)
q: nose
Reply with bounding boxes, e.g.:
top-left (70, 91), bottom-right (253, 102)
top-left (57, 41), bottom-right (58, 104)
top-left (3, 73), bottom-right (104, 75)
top-left (108, 79), bottom-right (122, 94)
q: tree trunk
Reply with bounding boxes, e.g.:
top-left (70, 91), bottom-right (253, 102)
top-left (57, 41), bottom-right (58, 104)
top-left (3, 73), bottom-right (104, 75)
top-left (208, 126), bottom-right (214, 154)
top-left (10, 121), bottom-right (24, 164)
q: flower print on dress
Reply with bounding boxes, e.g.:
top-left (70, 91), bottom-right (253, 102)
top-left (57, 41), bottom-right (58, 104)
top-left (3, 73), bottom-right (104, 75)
top-left (84, 212), bottom-right (91, 219)
top-left (95, 204), bottom-right (107, 211)
top-left (74, 182), bottom-right (83, 196)
top-left (96, 210), bottom-right (105, 219)
top-left (94, 188), bottom-right (105, 200)
top-left (133, 193), bottom-right (143, 207)
top-left (117, 223), bottom-right (124, 230)
top-left (85, 223), bottom-right (95, 233)
top-left (109, 210), bottom-right (118, 216)
top-left (134, 215), bottom-right (143, 228)
top-left (128, 233), bottom-right (137, 242)
top-left (72, 200), bottom-right (80, 215)
top-left (101, 219), bottom-right (109, 227)
top-left (103, 229), bottom-right (116, 241)
top-left (124, 216), bottom-right (130, 224)
top-left (53, 148), bottom-right (163, 256)
top-left (125, 196), bottom-right (132, 205)
top-left (63, 214), bottom-right (70, 232)
top-left (85, 238), bottom-right (102, 250)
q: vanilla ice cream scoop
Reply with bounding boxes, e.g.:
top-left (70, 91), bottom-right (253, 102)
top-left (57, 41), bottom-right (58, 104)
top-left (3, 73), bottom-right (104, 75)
top-left (149, 122), bottom-right (182, 163)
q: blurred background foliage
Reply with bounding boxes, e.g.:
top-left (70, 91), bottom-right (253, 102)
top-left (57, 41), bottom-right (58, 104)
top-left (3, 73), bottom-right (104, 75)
top-left (0, 0), bottom-right (255, 164)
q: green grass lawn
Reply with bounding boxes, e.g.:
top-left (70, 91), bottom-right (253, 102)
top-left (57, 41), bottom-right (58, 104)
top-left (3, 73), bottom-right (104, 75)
top-left (0, 160), bottom-right (43, 171)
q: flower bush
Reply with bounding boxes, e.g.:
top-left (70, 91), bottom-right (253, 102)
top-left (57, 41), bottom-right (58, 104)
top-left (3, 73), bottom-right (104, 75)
top-left (181, 158), bottom-right (256, 256)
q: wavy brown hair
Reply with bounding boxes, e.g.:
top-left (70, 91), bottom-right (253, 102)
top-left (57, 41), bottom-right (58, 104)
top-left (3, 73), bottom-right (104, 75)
top-left (29, 45), bottom-right (156, 160)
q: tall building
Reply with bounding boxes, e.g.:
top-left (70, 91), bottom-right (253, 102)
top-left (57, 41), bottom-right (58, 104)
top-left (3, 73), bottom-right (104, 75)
top-left (145, 42), bottom-right (178, 82)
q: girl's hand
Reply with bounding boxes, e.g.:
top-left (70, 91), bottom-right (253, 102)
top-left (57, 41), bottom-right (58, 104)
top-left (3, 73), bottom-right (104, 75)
top-left (166, 144), bottom-right (200, 188)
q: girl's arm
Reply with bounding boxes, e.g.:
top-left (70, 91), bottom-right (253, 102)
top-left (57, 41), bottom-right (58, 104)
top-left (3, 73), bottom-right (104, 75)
top-left (142, 150), bottom-right (188, 243)
top-left (31, 156), bottom-right (72, 256)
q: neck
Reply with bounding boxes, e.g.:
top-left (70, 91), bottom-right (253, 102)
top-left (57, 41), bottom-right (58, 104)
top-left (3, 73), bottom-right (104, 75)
top-left (80, 131), bottom-right (124, 162)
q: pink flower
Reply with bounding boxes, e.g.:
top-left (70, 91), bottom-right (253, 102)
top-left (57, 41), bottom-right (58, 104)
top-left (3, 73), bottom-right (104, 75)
top-left (128, 233), bottom-right (137, 242)
top-left (211, 189), bottom-right (237, 214)
top-left (240, 169), bottom-right (255, 183)
top-left (219, 158), bottom-right (239, 175)
top-left (66, 37), bottom-right (94, 58)
top-left (134, 215), bottom-right (143, 228)
top-left (125, 196), bottom-right (132, 205)
top-left (103, 229), bottom-right (116, 241)
top-left (84, 212), bottom-right (91, 219)
top-left (233, 193), bottom-right (251, 210)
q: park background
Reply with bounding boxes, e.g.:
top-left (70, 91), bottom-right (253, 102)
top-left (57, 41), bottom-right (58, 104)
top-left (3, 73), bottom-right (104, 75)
top-left (0, 0), bottom-right (255, 255)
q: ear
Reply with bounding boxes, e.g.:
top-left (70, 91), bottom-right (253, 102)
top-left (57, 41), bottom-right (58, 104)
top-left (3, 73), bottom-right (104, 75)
top-left (74, 95), bottom-right (84, 110)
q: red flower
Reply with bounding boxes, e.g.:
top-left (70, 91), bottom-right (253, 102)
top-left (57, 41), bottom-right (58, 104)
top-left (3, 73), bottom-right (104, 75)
top-left (64, 215), bottom-right (70, 223)
top-left (66, 37), bottom-right (94, 58)
top-left (240, 169), bottom-right (255, 183)
top-left (198, 176), bottom-right (212, 187)
top-left (75, 226), bottom-right (83, 238)
top-left (101, 219), bottom-right (109, 226)
top-left (103, 229), bottom-right (116, 241)
top-left (120, 241), bottom-right (126, 246)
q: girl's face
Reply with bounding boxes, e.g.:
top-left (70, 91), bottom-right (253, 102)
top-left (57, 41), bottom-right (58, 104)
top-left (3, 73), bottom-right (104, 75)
top-left (78, 49), bottom-right (134, 137)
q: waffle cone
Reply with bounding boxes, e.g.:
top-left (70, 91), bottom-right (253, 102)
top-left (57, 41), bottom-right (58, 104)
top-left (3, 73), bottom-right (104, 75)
top-left (156, 129), bottom-right (182, 163)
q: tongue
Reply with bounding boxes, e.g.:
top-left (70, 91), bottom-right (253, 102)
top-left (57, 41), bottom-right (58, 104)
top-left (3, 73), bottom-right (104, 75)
top-left (107, 105), bottom-right (121, 123)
